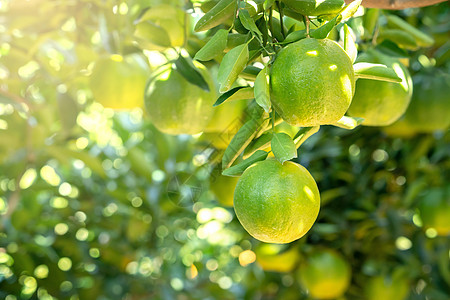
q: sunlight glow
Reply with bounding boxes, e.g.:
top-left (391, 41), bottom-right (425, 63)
top-left (306, 50), bottom-right (318, 57)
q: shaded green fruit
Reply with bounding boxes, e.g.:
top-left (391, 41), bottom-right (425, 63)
top-left (90, 54), bottom-right (150, 109)
top-left (348, 50), bottom-right (413, 126)
top-left (256, 244), bottom-right (300, 273)
top-left (270, 38), bottom-right (355, 127)
top-left (282, 0), bottom-right (345, 16)
top-left (298, 249), bottom-right (351, 299)
top-left (418, 187), bottom-right (450, 236)
top-left (234, 159), bottom-right (320, 244)
top-left (210, 174), bottom-right (239, 207)
top-left (144, 61), bottom-right (216, 135)
top-left (365, 274), bottom-right (410, 300)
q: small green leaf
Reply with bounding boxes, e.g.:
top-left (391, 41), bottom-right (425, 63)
top-left (214, 86), bottom-right (249, 106)
top-left (282, 29), bottom-right (307, 44)
top-left (195, 29), bottom-right (229, 61)
top-left (271, 132), bottom-right (297, 163)
top-left (264, 0), bottom-right (275, 11)
top-left (375, 40), bottom-right (408, 58)
top-left (354, 62), bottom-right (402, 83)
top-left (343, 24), bottom-right (357, 63)
top-left (222, 150), bottom-right (268, 176)
top-left (240, 65), bottom-right (262, 81)
top-left (243, 132), bottom-right (273, 159)
top-left (254, 67), bottom-right (270, 112)
top-left (293, 126), bottom-right (320, 148)
top-left (310, 16), bottom-right (337, 39)
top-left (331, 116), bottom-right (364, 129)
top-left (377, 29), bottom-right (418, 50)
top-left (337, 0), bottom-right (362, 23)
top-left (227, 87), bottom-right (255, 101)
top-left (195, 0), bottom-right (237, 32)
top-left (217, 44), bottom-right (249, 92)
top-left (239, 9), bottom-right (262, 40)
top-left (362, 8), bottom-right (380, 37)
top-left (222, 105), bottom-right (265, 169)
top-left (174, 55), bottom-right (210, 91)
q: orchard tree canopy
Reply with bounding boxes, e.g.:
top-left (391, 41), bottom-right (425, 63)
top-left (0, 0), bottom-right (449, 299)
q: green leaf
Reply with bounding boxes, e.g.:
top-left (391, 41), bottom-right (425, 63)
top-left (331, 116), bottom-right (364, 129)
top-left (222, 150), bottom-right (268, 176)
top-left (362, 8), bottom-right (380, 37)
top-left (337, 0), bottom-right (362, 23)
top-left (134, 21), bottom-right (171, 49)
top-left (377, 29), bottom-right (418, 50)
top-left (375, 40), bottom-right (408, 58)
top-left (254, 67), bottom-right (270, 112)
top-left (174, 55), bottom-right (210, 91)
top-left (217, 44), bottom-right (249, 92)
top-left (195, 0), bottom-right (237, 32)
top-left (343, 24), bottom-right (357, 63)
top-left (310, 16), bottom-right (337, 39)
top-left (214, 86), bottom-right (249, 106)
top-left (282, 29), bottom-right (307, 44)
top-left (264, 0), bottom-right (275, 11)
top-left (195, 29), bottom-right (229, 61)
top-left (222, 105), bottom-right (265, 169)
top-left (293, 126), bottom-right (320, 148)
top-left (227, 87), bottom-right (255, 101)
top-left (240, 65), bottom-right (262, 81)
top-left (386, 15), bottom-right (434, 47)
top-left (243, 132), bottom-right (273, 159)
top-left (271, 132), bottom-right (297, 163)
top-left (354, 62), bottom-right (402, 83)
top-left (238, 9), bottom-right (262, 40)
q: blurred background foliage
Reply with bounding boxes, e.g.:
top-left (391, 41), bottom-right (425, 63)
top-left (0, 0), bottom-right (449, 299)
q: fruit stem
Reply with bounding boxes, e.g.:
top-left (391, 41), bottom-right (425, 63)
top-left (304, 15), bottom-right (311, 38)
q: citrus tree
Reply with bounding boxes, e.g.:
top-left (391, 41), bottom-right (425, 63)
top-left (0, 0), bottom-right (449, 299)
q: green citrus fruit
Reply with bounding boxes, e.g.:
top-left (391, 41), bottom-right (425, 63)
top-left (233, 159), bottom-right (320, 244)
top-left (144, 61), bottom-right (216, 135)
top-left (298, 249), bottom-right (351, 299)
top-left (255, 244), bottom-right (300, 273)
top-left (205, 99), bottom-right (247, 133)
top-left (135, 4), bottom-right (185, 49)
top-left (365, 274), bottom-right (409, 300)
top-left (403, 73), bottom-right (450, 132)
top-left (282, 0), bottom-right (345, 16)
top-left (90, 54), bottom-right (150, 110)
top-left (347, 50), bottom-right (413, 126)
top-left (418, 187), bottom-right (450, 236)
top-left (382, 117), bottom-right (418, 138)
top-left (270, 38), bottom-right (355, 127)
top-left (210, 174), bottom-right (239, 207)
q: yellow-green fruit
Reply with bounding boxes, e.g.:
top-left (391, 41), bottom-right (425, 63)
top-left (298, 249), bottom-right (351, 299)
top-left (382, 117), bottom-right (418, 138)
top-left (365, 275), bottom-right (410, 300)
top-left (282, 0), bottom-right (345, 16)
top-left (418, 188), bottom-right (450, 236)
top-left (135, 4), bottom-right (185, 49)
top-left (233, 159), bottom-right (320, 244)
top-left (348, 50), bottom-right (413, 126)
top-left (403, 74), bottom-right (450, 132)
top-left (205, 100), bottom-right (247, 133)
top-left (201, 132), bottom-right (234, 149)
top-left (256, 244), bottom-right (300, 273)
top-left (144, 61), bottom-right (216, 135)
top-left (90, 54), bottom-right (150, 110)
top-left (210, 174), bottom-right (239, 207)
top-left (270, 38), bottom-right (355, 127)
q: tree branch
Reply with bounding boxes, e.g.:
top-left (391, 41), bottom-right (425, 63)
top-left (345, 0), bottom-right (447, 9)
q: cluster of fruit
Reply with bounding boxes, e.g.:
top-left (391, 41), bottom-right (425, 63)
top-left (88, 0), bottom-right (449, 247)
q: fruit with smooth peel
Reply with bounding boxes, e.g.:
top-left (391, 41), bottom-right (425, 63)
top-left (418, 188), bottom-right (450, 236)
top-left (205, 99), bottom-right (247, 133)
top-left (282, 0), bottom-right (345, 16)
top-left (270, 38), bottom-right (355, 127)
top-left (403, 74), bottom-right (450, 132)
top-left (144, 61), bottom-right (216, 135)
top-left (233, 159), bottom-right (320, 244)
top-left (90, 54), bottom-right (150, 110)
top-left (210, 174), bottom-right (239, 207)
top-left (365, 274), bottom-right (410, 300)
top-left (348, 49), bottom-right (413, 126)
top-left (256, 244), bottom-right (300, 273)
top-left (298, 249), bottom-right (351, 299)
